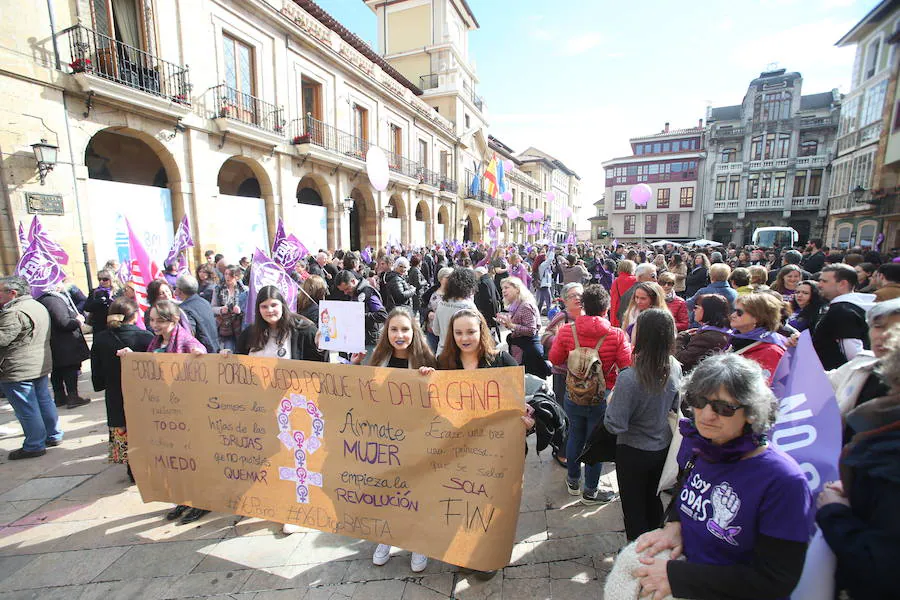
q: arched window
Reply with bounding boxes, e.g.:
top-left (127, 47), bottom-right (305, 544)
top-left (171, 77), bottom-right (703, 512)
top-left (858, 222), bottom-right (878, 247)
top-left (837, 224), bottom-right (853, 249)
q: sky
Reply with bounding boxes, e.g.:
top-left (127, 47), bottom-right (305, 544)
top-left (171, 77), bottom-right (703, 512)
top-left (316, 0), bottom-right (877, 228)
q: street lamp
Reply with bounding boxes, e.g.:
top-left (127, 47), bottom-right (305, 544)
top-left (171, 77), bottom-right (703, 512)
top-left (852, 185), bottom-right (867, 203)
top-left (342, 197), bottom-right (354, 214)
top-left (31, 139), bottom-right (58, 185)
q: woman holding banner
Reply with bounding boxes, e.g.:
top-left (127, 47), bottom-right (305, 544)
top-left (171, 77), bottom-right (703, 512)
top-left (629, 353), bottom-right (813, 599)
top-left (356, 307), bottom-right (436, 572)
top-left (230, 285), bottom-right (325, 534)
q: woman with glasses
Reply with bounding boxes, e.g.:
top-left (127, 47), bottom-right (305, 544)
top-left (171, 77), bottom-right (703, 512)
top-left (630, 353), bottom-right (813, 600)
top-left (84, 270), bottom-right (117, 333)
top-left (729, 293), bottom-right (787, 385)
top-left (658, 273), bottom-right (689, 331)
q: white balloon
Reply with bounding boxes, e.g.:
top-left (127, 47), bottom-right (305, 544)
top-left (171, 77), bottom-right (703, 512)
top-left (366, 147), bottom-right (390, 192)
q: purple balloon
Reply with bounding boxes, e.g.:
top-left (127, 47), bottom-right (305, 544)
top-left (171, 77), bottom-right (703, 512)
top-left (507, 207), bottom-right (520, 219)
top-left (523, 212), bottom-right (533, 223)
top-left (546, 192), bottom-right (556, 202)
top-left (630, 183), bottom-right (652, 207)
top-left (486, 207), bottom-right (497, 218)
top-left (491, 216), bottom-right (503, 228)
top-left (503, 159), bottom-right (514, 173)
top-left (533, 209), bottom-right (544, 220)
top-left (501, 190), bottom-right (513, 202)
top-left (561, 207), bottom-right (572, 218)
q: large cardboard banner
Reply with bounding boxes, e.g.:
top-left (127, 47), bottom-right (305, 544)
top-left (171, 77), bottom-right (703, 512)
top-left (122, 354), bottom-right (526, 570)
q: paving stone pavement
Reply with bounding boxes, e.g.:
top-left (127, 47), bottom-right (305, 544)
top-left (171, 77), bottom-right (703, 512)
top-left (0, 370), bottom-right (627, 599)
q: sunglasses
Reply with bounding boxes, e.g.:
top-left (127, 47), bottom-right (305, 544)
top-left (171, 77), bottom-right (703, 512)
top-left (731, 308), bottom-right (745, 316)
top-left (660, 281), bottom-right (675, 287)
top-left (686, 395), bottom-right (746, 417)
top-left (99, 277), bottom-right (111, 282)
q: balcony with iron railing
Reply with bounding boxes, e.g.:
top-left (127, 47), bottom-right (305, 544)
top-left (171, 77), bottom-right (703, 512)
top-left (59, 23), bottom-right (191, 116)
top-left (464, 170), bottom-right (505, 208)
top-left (419, 74), bottom-right (440, 91)
top-left (462, 83), bottom-right (484, 112)
top-left (212, 84), bottom-right (285, 140)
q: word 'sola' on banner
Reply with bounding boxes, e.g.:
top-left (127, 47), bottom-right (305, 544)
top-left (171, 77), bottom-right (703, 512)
top-left (122, 354), bottom-right (526, 570)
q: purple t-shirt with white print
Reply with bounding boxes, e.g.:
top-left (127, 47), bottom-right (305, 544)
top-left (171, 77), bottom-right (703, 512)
top-left (675, 437), bottom-right (814, 571)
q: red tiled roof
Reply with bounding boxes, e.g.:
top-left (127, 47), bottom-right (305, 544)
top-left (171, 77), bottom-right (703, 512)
top-left (292, 0), bottom-right (423, 95)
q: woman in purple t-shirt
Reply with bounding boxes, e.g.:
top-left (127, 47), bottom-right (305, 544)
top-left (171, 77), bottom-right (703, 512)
top-left (632, 353), bottom-right (814, 600)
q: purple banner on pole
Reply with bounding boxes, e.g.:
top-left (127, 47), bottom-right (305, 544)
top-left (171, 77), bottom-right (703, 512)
top-left (15, 240), bottom-right (66, 297)
top-left (28, 216), bottom-right (69, 265)
top-left (243, 248), bottom-right (299, 327)
top-left (771, 331), bottom-right (841, 496)
top-left (165, 215), bottom-right (194, 270)
top-left (271, 218), bottom-right (308, 272)
top-left (17, 222), bottom-right (28, 254)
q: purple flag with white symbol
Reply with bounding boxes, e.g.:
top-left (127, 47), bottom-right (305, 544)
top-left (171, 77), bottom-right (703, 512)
top-left (243, 248), bottom-right (299, 327)
top-left (771, 330), bottom-right (841, 497)
top-left (271, 219), bottom-right (308, 272)
top-left (28, 216), bottom-right (68, 265)
top-left (165, 215), bottom-right (193, 272)
top-left (17, 222), bottom-right (28, 254)
top-left (15, 239), bottom-right (66, 296)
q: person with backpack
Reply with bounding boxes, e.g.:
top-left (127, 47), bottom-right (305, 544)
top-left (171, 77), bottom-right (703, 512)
top-left (549, 284), bottom-right (632, 505)
top-left (604, 309), bottom-right (682, 541)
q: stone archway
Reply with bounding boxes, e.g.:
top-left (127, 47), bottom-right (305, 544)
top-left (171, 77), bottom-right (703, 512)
top-left (387, 194), bottom-right (407, 246)
top-left (463, 209), bottom-right (482, 243)
top-left (350, 186), bottom-right (377, 251)
top-left (83, 127), bottom-right (184, 272)
top-left (414, 199), bottom-right (431, 245)
top-left (437, 204), bottom-right (450, 243)
top-left (296, 175), bottom-right (332, 253)
top-left (216, 156), bottom-right (275, 261)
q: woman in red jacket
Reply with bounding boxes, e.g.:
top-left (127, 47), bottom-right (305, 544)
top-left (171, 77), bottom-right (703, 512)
top-left (549, 284), bottom-right (632, 505)
top-left (659, 272), bottom-right (689, 331)
top-left (729, 293), bottom-right (787, 385)
top-left (609, 260), bottom-right (637, 328)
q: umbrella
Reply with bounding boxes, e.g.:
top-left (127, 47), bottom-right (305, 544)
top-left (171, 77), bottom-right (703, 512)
top-left (650, 240), bottom-right (682, 247)
top-left (686, 239), bottom-right (723, 247)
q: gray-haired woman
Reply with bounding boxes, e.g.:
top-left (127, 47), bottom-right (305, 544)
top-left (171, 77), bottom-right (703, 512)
top-left (631, 353), bottom-right (814, 600)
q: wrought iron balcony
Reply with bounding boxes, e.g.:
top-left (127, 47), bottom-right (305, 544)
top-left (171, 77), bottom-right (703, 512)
top-left (289, 115), bottom-right (370, 160)
top-left (213, 84), bottom-right (285, 135)
top-left (60, 23), bottom-right (190, 105)
top-left (439, 176), bottom-right (458, 194)
top-left (419, 74), bottom-right (439, 90)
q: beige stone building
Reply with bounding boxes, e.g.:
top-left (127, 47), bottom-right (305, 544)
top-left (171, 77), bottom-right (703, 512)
top-left (1, 0), bottom-right (558, 290)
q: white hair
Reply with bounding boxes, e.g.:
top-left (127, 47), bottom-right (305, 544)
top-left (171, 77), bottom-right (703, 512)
top-left (635, 263), bottom-right (657, 278)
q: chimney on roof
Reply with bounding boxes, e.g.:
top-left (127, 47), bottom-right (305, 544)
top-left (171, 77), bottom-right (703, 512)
top-left (664, 122), bottom-right (670, 133)
top-left (699, 118), bottom-right (703, 128)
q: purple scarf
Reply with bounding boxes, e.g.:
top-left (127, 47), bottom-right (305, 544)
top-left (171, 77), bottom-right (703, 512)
top-left (729, 326), bottom-right (786, 348)
top-left (679, 418), bottom-right (765, 464)
top-left (148, 322), bottom-right (206, 354)
top-left (697, 324), bottom-right (732, 336)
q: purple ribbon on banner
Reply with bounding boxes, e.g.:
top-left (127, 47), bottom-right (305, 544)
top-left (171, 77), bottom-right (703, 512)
top-left (271, 219), bottom-right (308, 272)
top-left (771, 331), bottom-right (841, 496)
top-left (243, 248), bottom-right (299, 327)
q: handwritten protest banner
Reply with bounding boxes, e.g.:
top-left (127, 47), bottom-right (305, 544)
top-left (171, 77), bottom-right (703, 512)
top-left (122, 353), bottom-right (526, 570)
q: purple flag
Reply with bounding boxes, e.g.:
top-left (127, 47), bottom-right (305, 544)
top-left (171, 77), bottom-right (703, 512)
top-left (15, 239), bottom-right (66, 296)
top-left (360, 246), bottom-right (372, 265)
top-left (28, 216), bottom-right (68, 265)
top-left (243, 248), bottom-right (299, 327)
top-left (770, 331), bottom-right (841, 497)
top-left (17, 222), bottom-right (28, 254)
top-left (271, 218), bottom-right (308, 272)
top-left (165, 215), bottom-right (193, 270)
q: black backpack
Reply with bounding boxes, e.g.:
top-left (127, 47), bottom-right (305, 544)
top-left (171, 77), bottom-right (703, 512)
top-left (525, 374), bottom-right (568, 457)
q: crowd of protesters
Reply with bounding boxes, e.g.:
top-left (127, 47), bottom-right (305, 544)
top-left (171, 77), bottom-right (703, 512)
top-left (3, 234), bottom-right (900, 597)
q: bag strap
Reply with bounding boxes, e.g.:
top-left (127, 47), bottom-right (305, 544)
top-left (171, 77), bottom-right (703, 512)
top-left (570, 323), bottom-right (581, 349)
top-left (734, 341), bottom-right (764, 355)
top-left (593, 334), bottom-right (607, 352)
top-left (660, 455), bottom-right (696, 528)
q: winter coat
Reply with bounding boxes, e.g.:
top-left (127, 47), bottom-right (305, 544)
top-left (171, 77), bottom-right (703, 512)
top-left (827, 350), bottom-right (881, 415)
top-left (548, 315), bottom-right (632, 390)
top-left (211, 282), bottom-right (249, 339)
top-left (542, 309), bottom-right (575, 375)
top-left (670, 263), bottom-right (688, 293)
top-left (732, 338), bottom-right (785, 384)
top-left (91, 324), bottom-right (154, 427)
top-left (236, 317), bottom-right (326, 362)
top-left (817, 395), bottom-right (900, 599)
top-left (802, 250), bottom-right (826, 274)
top-left (147, 322), bottom-right (207, 354)
top-left (562, 264), bottom-right (590, 285)
top-left (665, 295), bottom-right (690, 331)
top-left (874, 282), bottom-right (900, 302)
top-left (179, 293), bottom-right (220, 353)
top-left (347, 280), bottom-right (388, 347)
top-left (382, 270), bottom-right (416, 311)
top-left (610, 274), bottom-right (637, 327)
top-left (0, 295), bottom-right (52, 382)
top-left (84, 287), bottom-right (115, 331)
top-left (688, 280), bottom-right (738, 309)
top-left (684, 266), bottom-right (709, 298)
top-left (36, 292), bottom-right (90, 368)
top-left (475, 274), bottom-right (501, 328)
top-left (434, 297), bottom-right (477, 354)
top-left (406, 266), bottom-right (427, 310)
top-left (813, 293), bottom-right (876, 371)
top-left (675, 328), bottom-right (731, 372)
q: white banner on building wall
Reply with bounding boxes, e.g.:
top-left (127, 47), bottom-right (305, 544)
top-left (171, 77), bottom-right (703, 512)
top-left (436, 223), bottom-right (445, 243)
top-left (214, 194), bottom-right (269, 262)
top-left (87, 179), bottom-right (174, 272)
top-left (385, 217), bottom-right (401, 246)
top-left (412, 220), bottom-right (426, 247)
top-left (296, 203), bottom-right (328, 253)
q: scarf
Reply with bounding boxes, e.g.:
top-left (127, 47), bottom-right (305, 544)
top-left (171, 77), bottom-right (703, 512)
top-left (680, 419), bottom-right (766, 464)
top-left (730, 326), bottom-right (786, 348)
top-left (665, 290), bottom-right (676, 301)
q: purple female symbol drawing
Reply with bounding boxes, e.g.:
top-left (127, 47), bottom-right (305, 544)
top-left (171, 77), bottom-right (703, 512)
top-left (275, 393), bottom-right (324, 504)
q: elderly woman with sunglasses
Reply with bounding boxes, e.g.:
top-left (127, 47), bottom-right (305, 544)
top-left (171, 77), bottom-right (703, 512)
top-left (632, 353), bottom-right (814, 600)
top-left (728, 293), bottom-right (787, 385)
top-left (658, 272), bottom-right (689, 331)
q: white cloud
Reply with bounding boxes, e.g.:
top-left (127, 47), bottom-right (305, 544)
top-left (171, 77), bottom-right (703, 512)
top-left (530, 28), bottom-right (556, 42)
top-left (560, 32), bottom-right (603, 56)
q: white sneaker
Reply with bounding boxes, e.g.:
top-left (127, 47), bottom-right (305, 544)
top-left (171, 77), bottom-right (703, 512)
top-left (282, 523), bottom-right (303, 535)
top-left (373, 543), bottom-right (392, 566)
top-left (410, 552), bottom-right (428, 573)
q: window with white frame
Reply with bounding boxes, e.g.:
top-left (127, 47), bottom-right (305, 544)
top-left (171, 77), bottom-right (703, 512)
top-left (858, 222), bottom-right (878, 247)
top-left (865, 38), bottom-right (881, 80)
top-left (862, 80), bottom-right (888, 126)
top-left (837, 224), bottom-right (853, 248)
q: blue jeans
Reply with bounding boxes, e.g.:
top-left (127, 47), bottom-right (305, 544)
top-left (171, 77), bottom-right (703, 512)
top-left (1, 376), bottom-right (63, 452)
top-left (564, 395), bottom-right (607, 493)
top-left (536, 288), bottom-right (552, 314)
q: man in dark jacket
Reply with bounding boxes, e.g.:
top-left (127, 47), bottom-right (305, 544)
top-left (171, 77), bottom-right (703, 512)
top-left (0, 276), bottom-right (63, 459)
top-left (803, 238), bottom-right (827, 275)
top-left (335, 270), bottom-right (388, 352)
top-left (474, 266), bottom-right (501, 332)
top-left (813, 264), bottom-right (872, 370)
top-left (175, 274), bottom-right (219, 354)
top-left (36, 289), bottom-right (90, 409)
top-left (382, 257), bottom-right (416, 311)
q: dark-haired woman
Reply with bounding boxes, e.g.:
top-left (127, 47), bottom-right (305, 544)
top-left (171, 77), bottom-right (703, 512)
top-left (212, 265), bottom-right (248, 352)
top-left (143, 279), bottom-right (174, 326)
top-left (360, 307), bottom-right (436, 572)
top-left (231, 285), bottom-right (325, 534)
top-left (605, 309), bottom-right (682, 541)
top-left (196, 264), bottom-right (219, 304)
top-left (675, 294), bottom-right (733, 372)
top-left (90, 297), bottom-right (154, 482)
top-left (788, 281), bottom-right (827, 332)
